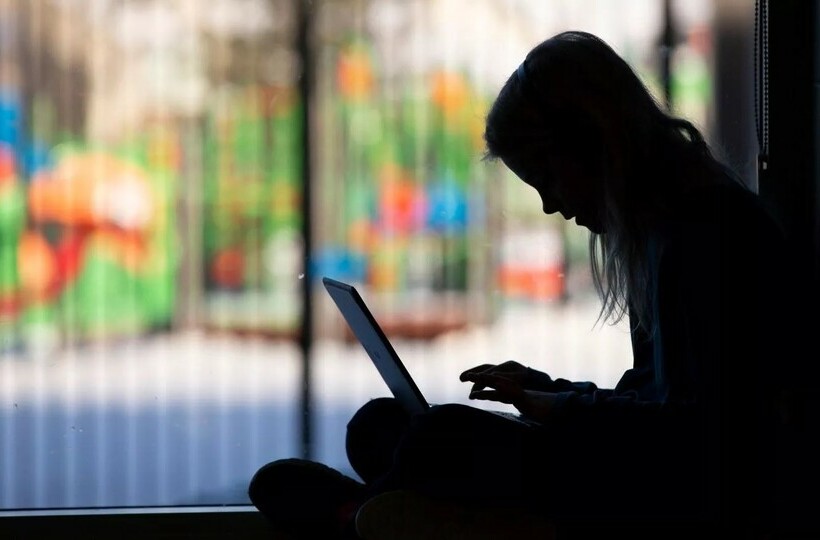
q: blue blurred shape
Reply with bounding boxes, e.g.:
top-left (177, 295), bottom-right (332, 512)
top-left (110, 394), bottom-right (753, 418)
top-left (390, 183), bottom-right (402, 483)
top-left (23, 139), bottom-right (54, 179)
top-left (311, 246), bottom-right (368, 283)
top-left (426, 180), bottom-right (469, 233)
top-left (0, 88), bottom-right (22, 149)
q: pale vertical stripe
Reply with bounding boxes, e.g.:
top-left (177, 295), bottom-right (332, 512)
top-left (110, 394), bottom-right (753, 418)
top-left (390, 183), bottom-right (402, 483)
top-left (93, 342), bottom-right (105, 507)
top-left (158, 337), bottom-right (170, 505)
top-left (33, 362), bottom-right (45, 507)
top-left (64, 344), bottom-right (77, 507)
top-left (125, 339), bottom-right (138, 505)
top-left (185, 333), bottom-right (199, 503)
top-left (248, 338), bottom-right (261, 491)
top-left (1, 356), bottom-right (17, 506)
top-left (30, 0), bottom-right (44, 510)
top-left (217, 337), bottom-right (229, 495)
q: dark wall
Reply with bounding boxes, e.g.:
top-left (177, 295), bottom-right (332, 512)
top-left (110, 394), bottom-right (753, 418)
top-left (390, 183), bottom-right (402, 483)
top-left (760, 4), bottom-right (820, 535)
top-left (760, 0), bottom-right (819, 279)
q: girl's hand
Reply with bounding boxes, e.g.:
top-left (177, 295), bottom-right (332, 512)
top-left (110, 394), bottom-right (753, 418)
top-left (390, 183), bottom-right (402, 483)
top-left (461, 371), bottom-right (559, 423)
top-left (459, 360), bottom-right (532, 387)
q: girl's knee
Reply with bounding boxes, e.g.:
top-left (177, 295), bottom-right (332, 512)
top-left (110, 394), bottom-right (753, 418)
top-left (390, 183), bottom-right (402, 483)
top-left (347, 397), bottom-right (408, 431)
top-left (346, 397), bottom-right (411, 484)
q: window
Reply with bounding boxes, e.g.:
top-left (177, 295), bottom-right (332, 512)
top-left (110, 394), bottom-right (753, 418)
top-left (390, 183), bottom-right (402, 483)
top-left (0, 0), bottom-right (720, 527)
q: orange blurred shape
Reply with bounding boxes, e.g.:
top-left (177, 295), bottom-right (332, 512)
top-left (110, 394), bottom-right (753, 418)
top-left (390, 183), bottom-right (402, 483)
top-left (337, 48), bottom-right (374, 100)
top-left (377, 163), bottom-right (405, 185)
top-left (210, 248), bottom-right (245, 289)
top-left (380, 179), bottom-right (420, 232)
top-left (28, 153), bottom-right (152, 229)
top-left (18, 231), bottom-right (58, 302)
top-left (378, 164), bottom-right (425, 233)
top-left (28, 170), bottom-right (97, 226)
top-left (497, 267), bottom-right (564, 301)
top-left (85, 229), bottom-right (148, 274)
top-left (369, 261), bottom-right (398, 292)
top-left (348, 219), bottom-right (377, 252)
top-left (430, 71), bottom-right (469, 115)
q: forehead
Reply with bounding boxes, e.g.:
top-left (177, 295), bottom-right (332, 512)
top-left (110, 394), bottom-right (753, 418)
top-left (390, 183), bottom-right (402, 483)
top-left (500, 146), bottom-right (550, 186)
top-left (500, 139), bottom-right (551, 169)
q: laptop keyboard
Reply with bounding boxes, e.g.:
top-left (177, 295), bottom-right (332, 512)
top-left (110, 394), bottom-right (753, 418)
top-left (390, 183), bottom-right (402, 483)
top-left (488, 409), bottom-right (541, 426)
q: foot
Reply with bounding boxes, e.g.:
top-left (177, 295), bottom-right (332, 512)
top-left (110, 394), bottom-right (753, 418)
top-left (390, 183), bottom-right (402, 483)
top-left (248, 458), bottom-right (366, 539)
top-left (355, 490), bottom-right (556, 540)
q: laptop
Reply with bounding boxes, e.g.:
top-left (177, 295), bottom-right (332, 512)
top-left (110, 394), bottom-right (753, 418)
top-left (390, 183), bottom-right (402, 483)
top-left (322, 276), bottom-right (539, 425)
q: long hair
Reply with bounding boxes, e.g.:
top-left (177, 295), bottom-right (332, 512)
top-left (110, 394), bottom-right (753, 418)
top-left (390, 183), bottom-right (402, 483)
top-left (484, 31), bottom-right (734, 332)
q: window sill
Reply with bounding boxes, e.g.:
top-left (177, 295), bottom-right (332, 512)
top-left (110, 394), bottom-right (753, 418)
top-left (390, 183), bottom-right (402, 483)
top-left (0, 505), bottom-right (279, 539)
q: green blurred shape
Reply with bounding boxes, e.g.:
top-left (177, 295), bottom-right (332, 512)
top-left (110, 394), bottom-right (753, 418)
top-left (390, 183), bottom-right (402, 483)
top-left (60, 249), bottom-right (145, 338)
top-left (21, 302), bottom-right (57, 326)
top-left (432, 127), bottom-right (473, 185)
top-left (0, 243), bottom-right (19, 294)
top-left (342, 101), bottom-right (384, 167)
top-left (269, 101), bottom-right (302, 184)
top-left (115, 138), bottom-right (150, 170)
top-left (139, 227), bottom-right (177, 326)
top-left (137, 270), bottom-right (175, 327)
top-left (49, 138), bottom-right (87, 161)
top-left (397, 95), bottom-right (433, 172)
top-left (0, 182), bottom-right (26, 244)
top-left (234, 116), bottom-right (265, 174)
top-left (345, 182), bottom-right (375, 224)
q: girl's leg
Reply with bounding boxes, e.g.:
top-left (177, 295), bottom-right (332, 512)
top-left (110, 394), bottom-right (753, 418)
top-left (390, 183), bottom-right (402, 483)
top-left (369, 403), bottom-right (547, 509)
top-left (345, 397), bottom-right (411, 484)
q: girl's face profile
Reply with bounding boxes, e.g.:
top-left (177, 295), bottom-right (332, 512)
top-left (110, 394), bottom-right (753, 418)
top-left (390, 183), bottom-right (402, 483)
top-left (502, 142), bottom-right (605, 234)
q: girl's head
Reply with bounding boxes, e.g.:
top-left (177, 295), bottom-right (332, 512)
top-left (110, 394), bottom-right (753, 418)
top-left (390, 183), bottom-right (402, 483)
top-left (484, 31), bottom-right (725, 330)
top-left (484, 30), bottom-right (715, 233)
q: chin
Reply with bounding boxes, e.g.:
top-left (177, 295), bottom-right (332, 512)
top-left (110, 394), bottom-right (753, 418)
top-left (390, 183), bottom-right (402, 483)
top-left (576, 217), bottom-right (603, 234)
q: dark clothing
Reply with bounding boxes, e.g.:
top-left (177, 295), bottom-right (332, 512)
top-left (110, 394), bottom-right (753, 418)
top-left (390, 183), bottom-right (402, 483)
top-left (347, 397), bottom-right (546, 509)
top-left (345, 179), bottom-right (818, 535)
top-left (524, 180), bottom-right (815, 530)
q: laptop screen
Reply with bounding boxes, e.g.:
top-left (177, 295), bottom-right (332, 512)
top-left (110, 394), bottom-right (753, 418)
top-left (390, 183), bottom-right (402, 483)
top-left (322, 277), bottom-right (430, 415)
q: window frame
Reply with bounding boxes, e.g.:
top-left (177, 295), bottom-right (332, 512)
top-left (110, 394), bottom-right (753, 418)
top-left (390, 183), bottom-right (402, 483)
top-left (0, 506), bottom-right (273, 538)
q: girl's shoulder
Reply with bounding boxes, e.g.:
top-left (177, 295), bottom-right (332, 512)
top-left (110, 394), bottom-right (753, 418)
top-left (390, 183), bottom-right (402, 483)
top-left (655, 177), bottom-right (787, 262)
top-left (667, 177), bottom-right (780, 233)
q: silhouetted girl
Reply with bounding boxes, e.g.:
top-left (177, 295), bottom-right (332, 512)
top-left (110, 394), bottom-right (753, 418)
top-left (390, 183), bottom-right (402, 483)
top-left (250, 31), bottom-right (810, 539)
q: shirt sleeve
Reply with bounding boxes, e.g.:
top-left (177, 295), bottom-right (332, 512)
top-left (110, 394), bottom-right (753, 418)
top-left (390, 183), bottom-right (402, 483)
top-left (525, 367), bottom-right (608, 396)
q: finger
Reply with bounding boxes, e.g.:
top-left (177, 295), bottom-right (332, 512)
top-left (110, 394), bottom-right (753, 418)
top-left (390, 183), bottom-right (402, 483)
top-left (468, 390), bottom-right (514, 404)
top-left (491, 376), bottom-right (521, 395)
top-left (497, 360), bottom-right (525, 370)
top-left (468, 374), bottom-right (515, 401)
top-left (470, 372), bottom-right (519, 388)
top-left (459, 364), bottom-right (496, 381)
top-left (462, 367), bottom-right (516, 383)
top-left (462, 361), bottom-right (521, 377)
top-left (488, 370), bottom-right (528, 383)
top-left (463, 365), bottom-right (528, 384)
top-left (470, 381), bottom-right (489, 394)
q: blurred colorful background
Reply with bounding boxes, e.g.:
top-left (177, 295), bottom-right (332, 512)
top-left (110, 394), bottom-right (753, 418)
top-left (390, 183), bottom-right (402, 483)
top-left (0, 0), bottom-right (722, 509)
top-left (0, 0), bottom-right (715, 351)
